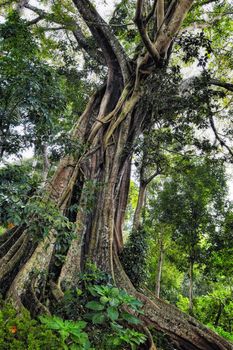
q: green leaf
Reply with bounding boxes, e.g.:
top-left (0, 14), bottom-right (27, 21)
top-left (85, 301), bottom-right (105, 311)
top-left (39, 315), bottom-right (64, 330)
top-left (69, 320), bottom-right (87, 330)
top-left (107, 306), bottom-right (119, 321)
top-left (121, 312), bottom-right (141, 325)
top-left (109, 298), bottom-right (120, 307)
top-left (111, 287), bottom-right (120, 297)
top-left (91, 312), bottom-right (105, 324)
top-left (100, 296), bottom-right (109, 304)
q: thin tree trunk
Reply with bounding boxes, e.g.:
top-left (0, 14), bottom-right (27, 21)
top-left (189, 259), bottom-right (194, 313)
top-left (132, 181), bottom-right (147, 231)
top-left (214, 302), bottom-right (224, 327)
top-left (155, 238), bottom-right (164, 298)
top-left (41, 143), bottom-right (50, 184)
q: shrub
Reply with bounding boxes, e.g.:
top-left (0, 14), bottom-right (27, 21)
top-left (120, 227), bottom-right (149, 288)
top-left (0, 302), bottom-right (61, 350)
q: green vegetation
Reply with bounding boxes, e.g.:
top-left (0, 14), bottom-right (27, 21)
top-left (0, 302), bottom-right (61, 350)
top-left (0, 265), bottom-right (147, 350)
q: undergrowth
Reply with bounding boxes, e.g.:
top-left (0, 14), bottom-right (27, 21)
top-left (0, 263), bottom-right (147, 350)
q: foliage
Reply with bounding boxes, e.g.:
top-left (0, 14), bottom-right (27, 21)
top-left (176, 295), bottom-right (190, 314)
top-left (55, 263), bottom-right (147, 349)
top-left (0, 266), bottom-right (147, 350)
top-left (85, 284), bottom-right (143, 325)
top-left (151, 329), bottom-right (176, 350)
top-left (0, 301), bottom-right (61, 350)
top-left (0, 11), bottom-right (91, 162)
top-left (0, 161), bottom-right (42, 226)
top-left (177, 31), bottom-right (212, 67)
top-left (144, 156), bottom-right (233, 334)
top-left (22, 195), bottom-right (77, 267)
top-left (0, 11), bottom-right (66, 159)
top-left (39, 316), bottom-right (91, 350)
top-left (207, 324), bottom-right (233, 343)
top-left (175, 275), bottom-right (233, 338)
top-left (149, 158), bottom-right (227, 268)
top-left (0, 160), bottom-right (78, 266)
top-left (0, 1), bottom-right (232, 349)
top-left (120, 226), bottom-right (149, 288)
top-left (194, 285), bottom-right (233, 332)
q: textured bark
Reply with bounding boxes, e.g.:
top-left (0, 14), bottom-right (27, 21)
top-left (1, 1), bottom-right (232, 349)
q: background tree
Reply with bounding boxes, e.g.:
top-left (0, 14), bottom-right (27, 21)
top-left (149, 158), bottom-right (228, 312)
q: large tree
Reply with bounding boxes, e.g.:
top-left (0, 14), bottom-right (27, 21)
top-left (0, 1), bottom-right (233, 349)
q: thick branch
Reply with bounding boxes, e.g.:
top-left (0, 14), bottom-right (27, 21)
top-left (210, 79), bottom-right (233, 92)
top-left (209, 114), bottom-right (233, 158)
top-left (72, 0), bottom-right (131, 83)
top-left (135, 0), bottom-right (160, 62)
top-left (144, 169), bottom-right (159, 185)
top-left (146, 0), bottom-right (158, 23)
top-left (157, 0), bottom-right (165, 30)
top-left (155, 0), bottom-right (194, 56)
top-left (72, 27), bottom-right (105, 65)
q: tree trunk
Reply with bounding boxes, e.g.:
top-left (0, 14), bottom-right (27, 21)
top-left (0, 0), bottom-right (232, 348)
top-left (189, 259), bottom-right (194, 314)
top-left (41, 143), bottom-right (50, 184)
top-left (155, 238), bottom-right (164, 298)
top-left (214, 302), bottom-right (224, 327)
top-left (132, 181), bottom-right (147, 231)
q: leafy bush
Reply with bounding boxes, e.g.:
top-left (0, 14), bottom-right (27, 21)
top-left (0, 264), bottom-right (147, 350)
top-left (55, 263), bottom-right (147, 349)
top-left (120, 227), bottom-right (149, 288)
top-left (85, 284), bottom-right (143, 325)
top-left (207, 324), bottom-right (233, 343)
top-left (0, 302), bottom-right (61, 350)
top-left (176, 294), bottom-right (189, 313)
top-left (39, 316), bottom-right (92, 350)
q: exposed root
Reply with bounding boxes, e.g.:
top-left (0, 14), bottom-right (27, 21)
top-left (0, 225), bottom-right (25, 257)
top-left (142, 326), bottom-right (157, 350)
top-left (7, 232), bottom-right (56, 306)
top-left (50, 280), bottom-right (64, 302)
top-left (30, 276), bottom-right (51, 316)
top-left (135, 291), bottom-right (233, 350)
top-left (58, 209), bottom-right (84, 287)
top-left (0, 232), bottom-right (28, 280)
top-left (113, 253), bottom-right (232, 350)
